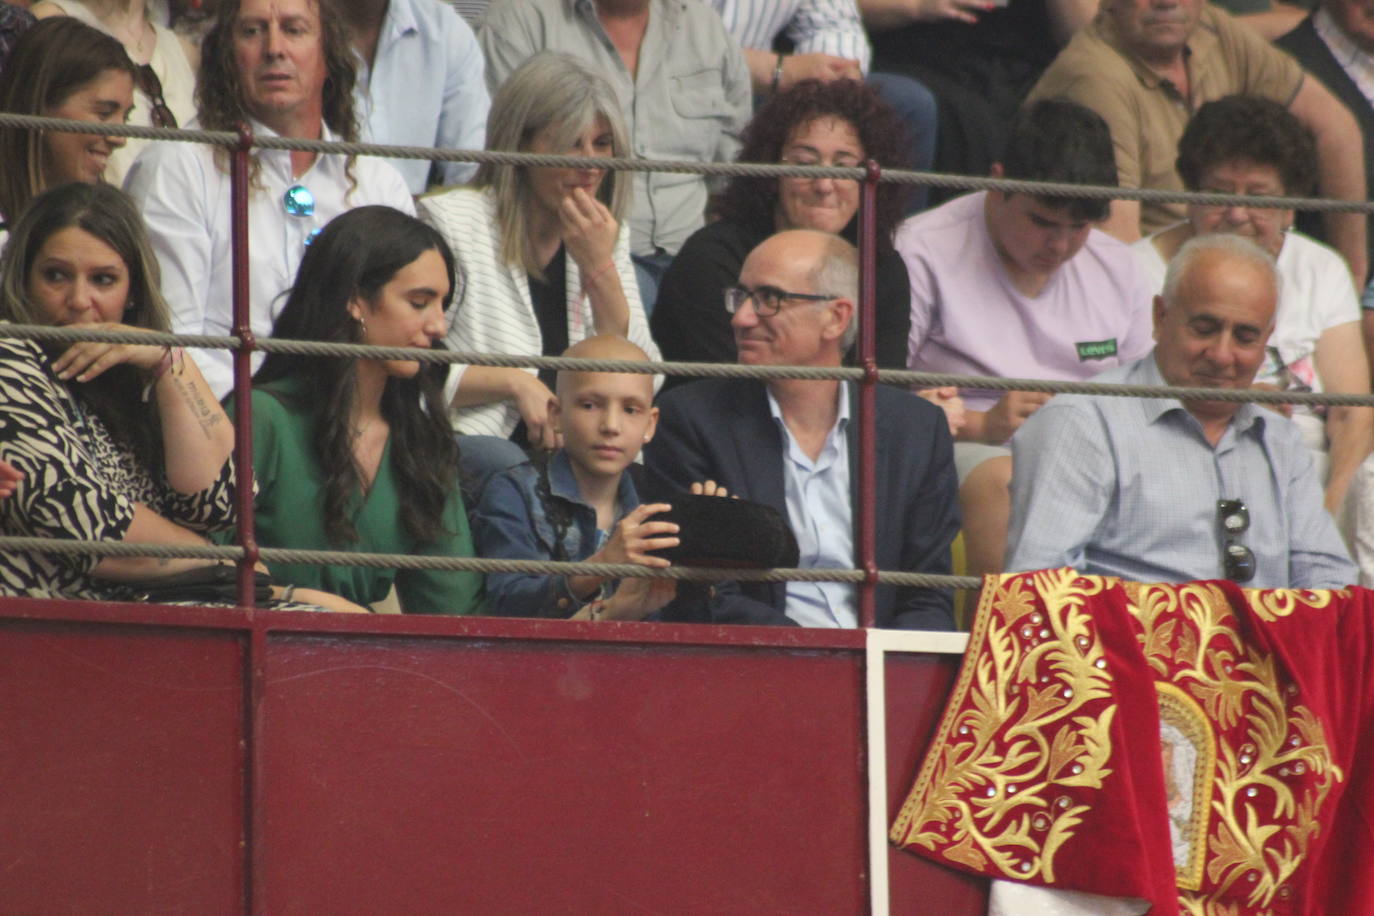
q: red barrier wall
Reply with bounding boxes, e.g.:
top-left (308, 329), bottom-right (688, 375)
top-left (0, 599), bottom-right (986, 913)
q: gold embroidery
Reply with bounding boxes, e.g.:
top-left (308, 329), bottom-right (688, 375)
top-left (1157, 683), bottom-right (1216, 890)
top-left (890, 569), bottom-right (1114, 881)
top-left (1245, 587), bottom-right (1342, 623)
top-left (1128, 584), bottom-right (1343, 911)
top-left (892, 574), bottom-right (1344, 912)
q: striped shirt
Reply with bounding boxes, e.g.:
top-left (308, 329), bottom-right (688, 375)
top-left (443, 0), bottom-right (489, 27)
top-left (706, 0), bottom-right (871, 72)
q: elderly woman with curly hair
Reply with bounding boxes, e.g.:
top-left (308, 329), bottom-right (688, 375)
top-left (650, 78), bottom-right (913, 389)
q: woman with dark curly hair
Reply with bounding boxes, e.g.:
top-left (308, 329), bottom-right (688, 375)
top-left (1134, 94), bottom-right (1374, 582)
top-left (650, 78), bottom-right (913, 387)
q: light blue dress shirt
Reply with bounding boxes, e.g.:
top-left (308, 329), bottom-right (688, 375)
top-left (354, 0), bottom-right (490, 193)
top-left (768, 384), bottom-right (857, 627)
top-left (1007, 354), bottom-right (1357, 589)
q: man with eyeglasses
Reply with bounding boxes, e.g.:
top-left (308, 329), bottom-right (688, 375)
top-left (645, 228), bottom-right (960, 629)
top-left (1006, 233), bottom-right (1356, 588)
top-left (124, 0), bottom-right (414, 399)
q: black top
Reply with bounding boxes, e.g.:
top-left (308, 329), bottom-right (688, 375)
top-left (528, 246), bottom-right (568, 391)
top-left (511, 247), bottom-right (569, 450)
top-left (650, 219), bottom-right (913, 392)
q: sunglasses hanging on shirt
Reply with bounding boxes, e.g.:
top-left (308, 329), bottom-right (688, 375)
top-left (1217, 498), bottom-right (1256, 583)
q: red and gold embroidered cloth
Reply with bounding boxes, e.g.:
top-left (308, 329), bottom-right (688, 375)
top-left (890, 569), bottom-right (1374, 915)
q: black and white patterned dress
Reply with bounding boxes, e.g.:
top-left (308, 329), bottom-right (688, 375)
top-left (0, 337), bottom-right (238, 599)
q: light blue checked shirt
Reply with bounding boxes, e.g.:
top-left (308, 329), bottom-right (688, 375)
top-left (1006, 354), bottom-right (1356, 589)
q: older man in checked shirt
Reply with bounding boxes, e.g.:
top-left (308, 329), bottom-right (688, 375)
top-left (1006, 233), bottom-right (1356, 589)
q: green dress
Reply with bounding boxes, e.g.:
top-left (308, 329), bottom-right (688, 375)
top-left (228, 379), bottom-right (484, 614)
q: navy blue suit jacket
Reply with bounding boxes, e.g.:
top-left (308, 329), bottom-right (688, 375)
top-left (646, 378), bottom-right (959, 630)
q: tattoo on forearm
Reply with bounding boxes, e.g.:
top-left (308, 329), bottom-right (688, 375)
top-left (169, 375), bottom-right (225, 437)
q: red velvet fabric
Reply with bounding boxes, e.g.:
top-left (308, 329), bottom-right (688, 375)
top-left (891, 569), bottom-right (1374, 915)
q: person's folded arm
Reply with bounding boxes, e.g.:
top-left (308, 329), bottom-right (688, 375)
top-left (1314, 320), bottom-right (1374, 513)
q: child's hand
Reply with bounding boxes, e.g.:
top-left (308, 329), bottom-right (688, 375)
top-left (690, 479), bottom-right (736, 498)
top-left (594, 502), bottom-right (679, 568)
top-left (595, 575), bottom-right (678, 621)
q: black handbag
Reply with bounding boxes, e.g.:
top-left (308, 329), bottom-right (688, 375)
top-left (127, 564), bottom-right (273, 605)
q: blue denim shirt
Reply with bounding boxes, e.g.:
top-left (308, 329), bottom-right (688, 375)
top-left (473, 451), bottom-right (641, 618)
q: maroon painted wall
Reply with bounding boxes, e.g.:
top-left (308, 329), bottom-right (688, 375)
top-left (0, 599), bottom-right (985, 913)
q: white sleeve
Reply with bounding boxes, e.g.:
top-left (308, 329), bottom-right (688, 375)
top-left (124, 143), bottom-right (232, 397)
top-left (433, 6), bottom-right (491, 186)
top-left (615, 221), bottom-right (663, 391)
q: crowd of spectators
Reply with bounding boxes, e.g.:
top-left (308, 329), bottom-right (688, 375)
top-left (0, 0), bottom-right (1371, 623)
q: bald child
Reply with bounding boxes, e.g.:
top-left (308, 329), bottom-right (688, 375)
top-left (473, 336), bottom-right (680, 621)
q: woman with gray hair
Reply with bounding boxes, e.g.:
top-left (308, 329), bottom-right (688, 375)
top-left (419, 51), bottom-right (659, 486)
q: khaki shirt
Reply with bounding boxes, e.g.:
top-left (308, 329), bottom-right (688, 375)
top-left (1028, 4), bottom-right (1303, 234)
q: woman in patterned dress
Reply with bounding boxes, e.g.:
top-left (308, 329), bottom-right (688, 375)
top-left (0, 182), bottom-right (360, 608)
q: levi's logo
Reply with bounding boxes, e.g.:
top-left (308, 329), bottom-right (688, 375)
top-left (1076, 338), bottom-right (1118, 361)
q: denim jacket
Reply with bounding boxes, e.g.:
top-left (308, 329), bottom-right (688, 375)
top-left (472, 451), bottom-right (641, 618)
top-left (473, 451), bottom-right (791, 625)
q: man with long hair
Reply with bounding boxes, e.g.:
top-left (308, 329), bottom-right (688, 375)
top-left (124, 0), bottom-right (414, 398)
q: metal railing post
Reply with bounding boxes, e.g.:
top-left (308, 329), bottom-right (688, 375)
top-left (231, 123), bottom-right (259, 609)
top-left (857, 161), bottom-right (881, 630)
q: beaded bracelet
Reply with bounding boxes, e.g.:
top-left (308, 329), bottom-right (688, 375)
top-left (141, 346), bottom-right (185, 401)
top-left (153, 346), bottom-right (185, 382)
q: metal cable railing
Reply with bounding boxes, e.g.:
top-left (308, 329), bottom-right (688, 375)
top-left (7, 324), bottom-right (1372, 408)
top-left (2, 113), bottom-right (1368, 619)
top-left (1, 112), bottom-right (1369, 213)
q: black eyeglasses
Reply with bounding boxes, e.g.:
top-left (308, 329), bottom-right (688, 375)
top-left (723, 284), bottom-right (836, 317)
top-left (1217, 498), bottom-right (1255, 583)
top-left (133, 64), bottom-right (177, 129)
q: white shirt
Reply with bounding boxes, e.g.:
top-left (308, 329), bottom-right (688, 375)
top-left (354, 0), bottom-right (490, 193)
top-left (124, 120), bottom-right (415, 398)
top-left (706, 0), bottom-right (871, 73)
top-left (1315, 7), bottom-right (1374, 109)
top-left (767, 383), bottom-right (856, 628)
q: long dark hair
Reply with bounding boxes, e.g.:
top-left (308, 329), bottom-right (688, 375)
top-left (0, 19), bottom-right (136, 222)
top-left (718, 78), bottom-right (910, 250)
top-left (0, 182), bottom-right (170, 470)
top-left (255, 206), bottom-right (460, 546)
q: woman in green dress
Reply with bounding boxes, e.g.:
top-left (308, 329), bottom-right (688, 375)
top-left (238, 206), bottom-right (484, 614)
